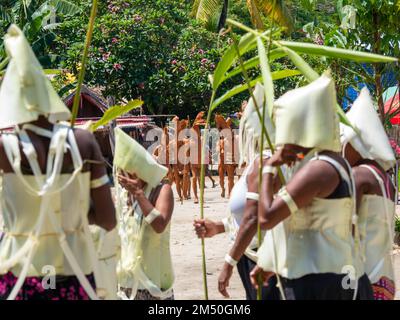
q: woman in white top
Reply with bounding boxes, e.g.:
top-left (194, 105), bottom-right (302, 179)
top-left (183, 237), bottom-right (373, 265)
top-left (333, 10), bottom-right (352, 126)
top-left (341, 88), bottom-right (396, 300)
top-left (0, 25), bottom-right (115, 300)
top-left (194, 84), bottom-right (280, 299)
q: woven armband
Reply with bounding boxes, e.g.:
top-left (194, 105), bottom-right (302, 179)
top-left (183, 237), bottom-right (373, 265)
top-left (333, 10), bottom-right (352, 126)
top-left (225, 254), bottom-right (238, 267)
top-left (90, 174), bottom-right (110, 189)
top-left (246, 192), bottom-right (259, 202)
top-left (221, 218), bottom-right (230, 233)
top-left (262, 165), bottom-right (278, 176)
top-left (144, 208), bottom-right (161, 224)
top-left (278, 188), bottom-right (298, 214)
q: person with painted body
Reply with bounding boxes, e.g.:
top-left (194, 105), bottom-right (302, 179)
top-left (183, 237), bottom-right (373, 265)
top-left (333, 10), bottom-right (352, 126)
top-left (251, 73), bottom-right (373, 300)
top-left (215, 115), bottom-right (237, 199)
top-left (194, 84), bottom-right (280, 299)
top-left (114, 128), bottom-right (175, 300)
top-left (341, 88), bottom-right (397, 300)
top-left (0, 25), bottom-right (116, 300)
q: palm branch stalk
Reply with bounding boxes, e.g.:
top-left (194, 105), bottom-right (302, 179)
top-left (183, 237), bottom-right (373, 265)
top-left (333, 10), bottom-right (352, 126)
top-left (70, 0), bottom-right (98, 127)
top-left (198, 90), bottom-right (217, 300)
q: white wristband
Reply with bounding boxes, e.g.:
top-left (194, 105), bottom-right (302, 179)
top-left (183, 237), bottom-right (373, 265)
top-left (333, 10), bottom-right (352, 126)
top-left (221, 218), bottom-right (230, 233)
top-left (144, 208), bottom-right (161, 224)
top-left (90, 174), bottom-right (110, 189)
top-left (262, 165), bottom-right (277, 176)
top-left (246, 192), bottom-right (259, 202)
top-left (278, 188), bottom-right (298, 214)
top-left (225, 254), bottom-right (238, 267)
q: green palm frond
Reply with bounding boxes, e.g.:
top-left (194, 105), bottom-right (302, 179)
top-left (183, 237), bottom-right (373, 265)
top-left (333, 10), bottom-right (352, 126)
top-left (48, 0), bottom-right (81, 16)
top-left (0, 5), bottom-right (13, 23)
top-left (246, 0), bottom-right (264, 30)
top-left (191, 0), bottom-right (222, 23)
top-left (255, 0), bottom-right (293, 31)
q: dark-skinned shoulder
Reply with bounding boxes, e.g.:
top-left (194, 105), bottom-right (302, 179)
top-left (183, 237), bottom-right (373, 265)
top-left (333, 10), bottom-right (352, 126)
top-left (0, 134), bottom-right (12, 171)
top-left (71, 128), bottom-right (100, 161)
top-left (292, 159), bottom-right (341, 198)
top-left (353, 166), bottom-right (374, 196)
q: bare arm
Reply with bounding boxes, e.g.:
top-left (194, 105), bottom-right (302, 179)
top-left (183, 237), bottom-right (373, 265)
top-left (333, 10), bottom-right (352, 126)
top-left (86, 131), bottom-right (116, 231)
top-left (218, 158), bottom-right (281, 298)
top-left (227, 159), bottom-right (281, 261)
top-left (259, 150), bottom-right (340, 230)
top-left (136, 183), bottom-right (174, 234)
top-left (0, 137), bottom-right (13, 172)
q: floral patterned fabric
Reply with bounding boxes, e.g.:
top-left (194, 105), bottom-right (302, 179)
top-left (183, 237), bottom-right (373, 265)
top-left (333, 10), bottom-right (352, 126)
top-left (0, 272), bottom-right (96, 300)
top-left (120, 288), bottom-right (174, 300)
top-left (372, 276), bottom-right (395, 300)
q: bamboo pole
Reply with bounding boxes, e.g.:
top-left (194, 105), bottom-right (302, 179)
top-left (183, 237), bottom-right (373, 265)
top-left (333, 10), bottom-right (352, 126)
top-left (199, 92), bottom-right (216, 300)
top-left (70, 0), bottom-right (99, 128)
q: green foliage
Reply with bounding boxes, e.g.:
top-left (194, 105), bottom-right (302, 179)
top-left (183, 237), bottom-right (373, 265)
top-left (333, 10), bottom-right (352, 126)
top-left (285, 0), bottom-right (400, 117)
top-left (53, 0), bottom-right (247, 119)
top-left (0, 0), bottom-right (81, 69)
top-left (90, 99), bottom-right (143, 131)
top-left (191, 0), bottom-right (293, 32)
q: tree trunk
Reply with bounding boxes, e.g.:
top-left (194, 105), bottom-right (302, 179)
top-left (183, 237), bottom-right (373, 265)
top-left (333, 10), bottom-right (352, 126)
top-left (217, 0), bottom-right (229, 32)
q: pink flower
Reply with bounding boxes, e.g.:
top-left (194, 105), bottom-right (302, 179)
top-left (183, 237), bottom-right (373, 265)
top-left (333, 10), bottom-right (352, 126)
top-left (201, 58), bottom-right (208, 65)
top-left (113, 63), bottom-right (122, 71)
top-left (133, 14), bottom-right (143, 22)
top-left (111, 37), bottom-right (118, 44)
top-left (171, 59), bottom-right (177, 65)
top-left (102, 52), bottom-right (111, 60)
top-left (198, 49), bottom-right (205, 55)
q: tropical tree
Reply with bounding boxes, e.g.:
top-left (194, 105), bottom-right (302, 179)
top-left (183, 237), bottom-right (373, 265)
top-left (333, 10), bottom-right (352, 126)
top-left (191, 0), bottom-right (293, 32)
top-left (0, 0), bottom-right (81, 70)
top-left (288, 0), bottom-right (400, 125)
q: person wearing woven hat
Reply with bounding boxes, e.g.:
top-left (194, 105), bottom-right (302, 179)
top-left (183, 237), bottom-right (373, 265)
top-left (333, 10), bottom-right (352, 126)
top-left (0, 25), bottom-right (116, 300)
top-left (194, 84), bottom-right (280, 299)
top-left (114, 128), bottom-right (175, 300)
top-left (251, 73), bottom-right (373, 300)
top-left (341, 88), bottom-right (397, 300)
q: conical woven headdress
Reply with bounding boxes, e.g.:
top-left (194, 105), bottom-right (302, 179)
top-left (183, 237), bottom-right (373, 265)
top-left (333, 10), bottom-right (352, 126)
top-left (273, 72), bottom-right (341, 152)
top-left (114, 128), bottom-right (168, 188)
top-left (0, 25), bottom-right (71, 129)
top-left (238, 83), bottom-right (275, 166)
top-left (340, 87), bottom-right (396, 171)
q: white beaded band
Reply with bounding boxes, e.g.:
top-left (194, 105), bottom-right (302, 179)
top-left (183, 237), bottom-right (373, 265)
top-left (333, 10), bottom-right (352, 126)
top-left (278, 188), bottom-right (298, 214)
top-left (144, 208), bottom-right (161, 224)
top-left (246, 192), bottom-right (259, 202)
top-left (225, 254), bottom-right (238, 267)
top-left (90, 174), bottom-right (110, 189)
top-left (262, 165), bottom-right (278, 176)
top-left (221, 218), bottom-right (230, 233)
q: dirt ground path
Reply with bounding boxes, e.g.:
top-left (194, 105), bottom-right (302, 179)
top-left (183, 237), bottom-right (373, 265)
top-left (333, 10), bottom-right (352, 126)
top-left (171, 176), bottom-right (400, 300)
top-left (170, 177), bottom-right (245, 300)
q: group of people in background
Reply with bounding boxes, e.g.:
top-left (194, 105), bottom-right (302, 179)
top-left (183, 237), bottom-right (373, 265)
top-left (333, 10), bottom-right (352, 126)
top-left (0, 25), bottom-right (397, 301)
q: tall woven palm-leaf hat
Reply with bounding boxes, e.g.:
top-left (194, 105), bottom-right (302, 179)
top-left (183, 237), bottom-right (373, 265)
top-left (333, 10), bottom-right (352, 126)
top-left (274, 72), bottom-right (341, 152)
top-left (238, 83), bottom-right (275, 166)
top-left (0, 25), bottom-right (70, 129)
top-left (114, 128), bottom-right (168, 188)
top-left (340, 87), bottom-right (396, 171)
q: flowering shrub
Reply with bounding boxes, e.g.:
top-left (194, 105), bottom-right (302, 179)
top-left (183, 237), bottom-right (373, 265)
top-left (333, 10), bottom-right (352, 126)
top-left (52, 0), bottom-right (246, 119)
top-left (389, 138), bottom-right (400, 158)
